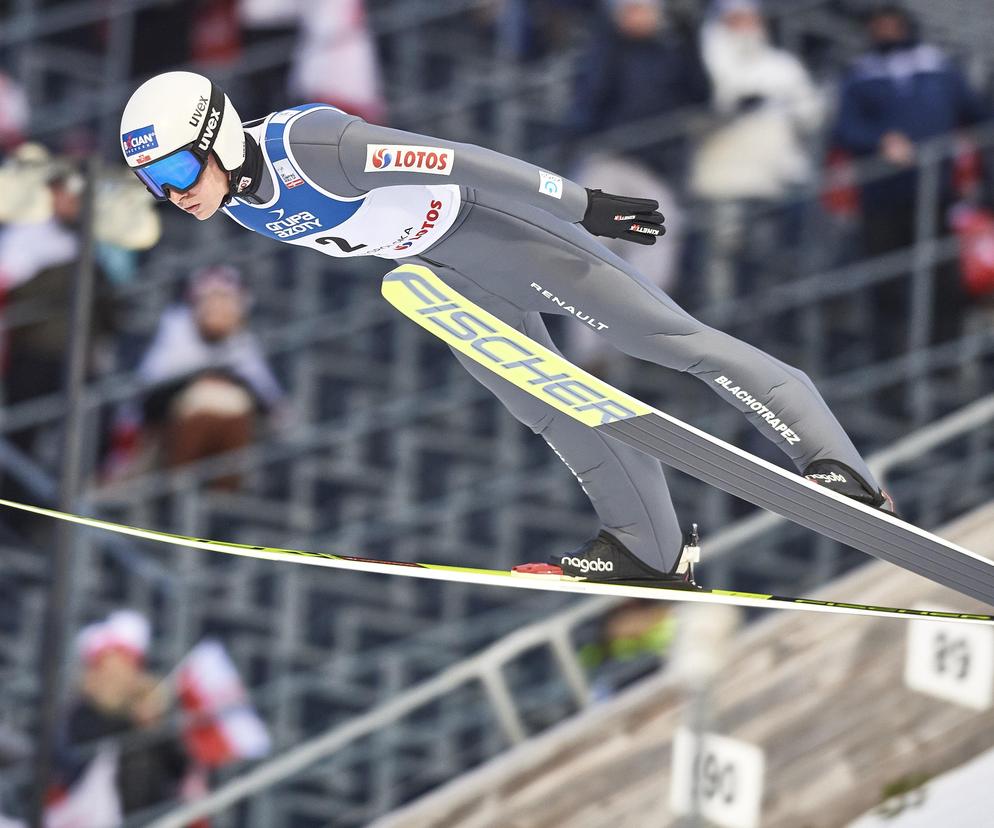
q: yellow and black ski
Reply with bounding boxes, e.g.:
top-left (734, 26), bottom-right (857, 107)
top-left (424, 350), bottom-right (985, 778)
top-left (0, 497), bottom-right (991, 625)
top-left (382, 264), bottom-right (994, 609)
top-left (1, 264), bottom-right (991, 626)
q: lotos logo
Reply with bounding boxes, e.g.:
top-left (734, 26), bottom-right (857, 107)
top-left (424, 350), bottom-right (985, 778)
top-left (560, 556), bottom-right (613, 574)
top-left (122, 125), bottom-right (158, 158)
top-left (365, 144), bottom-right (453, 175)
top-left (371, 148), bottom-right (392, 169)
top-left (394, 199), bottom-right (444, 250)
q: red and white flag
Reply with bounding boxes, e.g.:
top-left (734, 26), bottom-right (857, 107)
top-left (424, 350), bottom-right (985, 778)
top-left (178, 640), bottom-right (271, 768)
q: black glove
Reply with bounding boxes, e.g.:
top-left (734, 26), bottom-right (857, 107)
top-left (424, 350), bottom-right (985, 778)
top-left (581, 189), bottom-right (665, 246)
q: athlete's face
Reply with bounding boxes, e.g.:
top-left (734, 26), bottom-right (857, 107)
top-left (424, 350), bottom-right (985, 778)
top-left (168, 153), bottom-right (229, 221)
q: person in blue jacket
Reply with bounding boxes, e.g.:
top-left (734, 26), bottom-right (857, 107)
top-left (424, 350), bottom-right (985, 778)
top-left (833, 4), bottom-right (990, 358)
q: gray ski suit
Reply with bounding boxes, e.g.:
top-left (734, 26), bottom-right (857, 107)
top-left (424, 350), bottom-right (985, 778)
top-left (223, 104), bottom-right (878, 571)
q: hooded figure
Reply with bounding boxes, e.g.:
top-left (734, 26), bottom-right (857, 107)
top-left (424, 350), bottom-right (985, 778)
top-left (690, 0), bottom-right (824, 200)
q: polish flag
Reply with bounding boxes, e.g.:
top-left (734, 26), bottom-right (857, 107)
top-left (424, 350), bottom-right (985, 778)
top-left (178, 641), bottom-right (270, 768)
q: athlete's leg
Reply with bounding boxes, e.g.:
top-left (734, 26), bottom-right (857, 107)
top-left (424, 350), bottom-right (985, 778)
top-left (401, 261), bottom-right (684, 570)
top-left (425, 193), bottom-right (879, 488)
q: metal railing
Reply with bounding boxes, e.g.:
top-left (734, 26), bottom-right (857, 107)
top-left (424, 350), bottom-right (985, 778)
top-left (0, 112), bottom-right (990, 821)
top-left (1, 0), bottom-right (993, 820)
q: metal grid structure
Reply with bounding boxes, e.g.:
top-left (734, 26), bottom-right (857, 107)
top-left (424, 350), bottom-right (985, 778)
top-left (0, 0), bottom-right (993, 823)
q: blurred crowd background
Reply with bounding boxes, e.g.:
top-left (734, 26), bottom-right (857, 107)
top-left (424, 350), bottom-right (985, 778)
top-left (1, 0), bottom-right (994, 825)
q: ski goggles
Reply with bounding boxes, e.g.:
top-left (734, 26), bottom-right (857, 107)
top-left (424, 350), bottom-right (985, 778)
top-left (133, 147), bottom-right (208, 200)
top-left (128, 82), bottom-right (226, 202)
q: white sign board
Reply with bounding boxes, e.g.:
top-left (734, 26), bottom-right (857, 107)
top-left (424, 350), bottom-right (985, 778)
top-left (847, 744), bottom-right (994, 827)
top-left (904, 608), bottom-right (994, 711)
top-left (670, 727), bottom-right (765, 828)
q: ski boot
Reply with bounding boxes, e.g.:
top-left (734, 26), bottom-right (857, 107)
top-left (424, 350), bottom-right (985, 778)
top-left (803, 460), bottom-right (897, 515)
top-left (513, 525), bottom-right (703, 590)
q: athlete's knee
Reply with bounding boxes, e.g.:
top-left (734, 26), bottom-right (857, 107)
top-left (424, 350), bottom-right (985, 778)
top-left (527, 410), bottom-right (557, 435)
top-left (772, 354), bottom-right (817, 389)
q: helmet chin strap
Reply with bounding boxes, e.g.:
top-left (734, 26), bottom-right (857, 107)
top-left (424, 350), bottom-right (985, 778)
top-left (225, 132), bottom-right (262, 204)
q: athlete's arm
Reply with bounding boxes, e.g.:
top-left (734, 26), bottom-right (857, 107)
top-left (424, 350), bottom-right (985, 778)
top-left (337, 118), bottom-right (589, 221)
top-left (287, 108), bottom-right (664, 244)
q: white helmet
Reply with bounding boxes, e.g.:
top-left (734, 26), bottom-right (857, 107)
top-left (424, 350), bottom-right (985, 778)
top-left (120, 71), bottom-right (244, 199)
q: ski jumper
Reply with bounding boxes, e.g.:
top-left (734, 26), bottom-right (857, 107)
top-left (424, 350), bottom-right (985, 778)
top-left (224, 104), bottom-right (879, 571)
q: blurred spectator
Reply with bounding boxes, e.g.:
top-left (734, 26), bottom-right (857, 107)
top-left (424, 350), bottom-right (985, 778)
top-left (567, 0), bottom-right (710, 364)
top-left (130, 2), bottom-right (196, 78)
top-left (569, 0), bottom-right (710, 152)
top-left (494, 0), bottom-right (589, 63)
top-left (191, 0), bottom-right (243, 66)
top-left (0, 158), bottom-right (119, 524)
top-left (690, 0), bottom-right (825, 304)
top-left (0, 724), bottom-right (29, 769)
top-left (238, 0), bottom-right (299, 117)
top-left (0, 143), bottom-right (52, 225)
top-left (832, 4), bottom-right (990, 359)
top-left (289, 0), bottom-right (385, 123)
top-left (57, 611), bottom-right (188, 818)
top-left (45, 747), bottom-right (122, 828)
top-left (0, 71), bottom-right (28, 154)
top-left (578, 600), bottom-right (676, 699)
top-left (108, 265), bottom-right (285, 489)
top-left (0, 159), bottom-right (118, 397)
top-left (51, 613), bottom-right (269, 824)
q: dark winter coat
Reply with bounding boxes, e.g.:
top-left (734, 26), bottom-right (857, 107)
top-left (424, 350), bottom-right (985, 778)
top-left (569, 13), bottom-right (712, 178)
top-left (833, 42), bottom-right (989, 209)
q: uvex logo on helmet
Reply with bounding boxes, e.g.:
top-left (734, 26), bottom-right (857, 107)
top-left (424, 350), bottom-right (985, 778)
top-left (560, 556), bottom-right (614, 574)
top-left (197, 108), bottom-right (222, 153)
top-left (188, 95), bottom-right (209, 128)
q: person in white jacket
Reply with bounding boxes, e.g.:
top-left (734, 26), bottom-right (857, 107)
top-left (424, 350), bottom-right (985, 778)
top-left (107, 265), bottom-right (285, 489)
top-left (690, 0), bottom-right (824, 302)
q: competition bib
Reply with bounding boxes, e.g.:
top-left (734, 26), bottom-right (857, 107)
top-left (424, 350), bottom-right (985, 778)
top-left (224, 106), bottom-right (460, 259)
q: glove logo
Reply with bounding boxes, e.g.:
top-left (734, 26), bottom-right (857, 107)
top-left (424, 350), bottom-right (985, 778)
top-left (581, 189), bottom-right (665, 244)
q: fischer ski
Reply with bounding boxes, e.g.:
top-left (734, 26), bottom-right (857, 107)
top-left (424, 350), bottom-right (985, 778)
top-left (381, 264), bottom-right (994, 609)
top-left (0, 496), bottom-right (991, 625)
